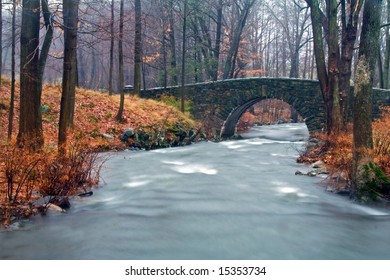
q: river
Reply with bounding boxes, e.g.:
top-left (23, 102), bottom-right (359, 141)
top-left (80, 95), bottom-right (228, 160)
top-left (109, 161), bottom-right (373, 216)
top-left (1, 123), bottom-right (390, 260)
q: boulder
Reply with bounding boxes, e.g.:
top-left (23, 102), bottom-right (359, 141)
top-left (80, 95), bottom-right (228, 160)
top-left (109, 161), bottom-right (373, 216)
top-left (47, 203), bottom-right (66, 213)
top-left (120, 128), bottom-right (136, 142)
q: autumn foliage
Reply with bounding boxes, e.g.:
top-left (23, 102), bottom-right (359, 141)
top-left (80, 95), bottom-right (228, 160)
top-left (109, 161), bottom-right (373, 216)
top-left (299, 109), bottom-right (390, 196)
top-left (0, 77), bottom-right (199, 225)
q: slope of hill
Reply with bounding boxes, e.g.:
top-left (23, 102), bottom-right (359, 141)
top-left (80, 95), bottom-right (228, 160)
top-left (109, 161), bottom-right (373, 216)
top-left (0, 78), bottom-right (200, 150)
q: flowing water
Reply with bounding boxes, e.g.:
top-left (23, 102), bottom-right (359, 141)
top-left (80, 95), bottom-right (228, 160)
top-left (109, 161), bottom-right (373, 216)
top-left (1, 123), bottom-right (390, 260)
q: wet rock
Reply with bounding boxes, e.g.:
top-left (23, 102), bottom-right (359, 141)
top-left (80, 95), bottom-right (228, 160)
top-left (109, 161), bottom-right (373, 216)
top-left (326, 185), bottom-right (350, 196)
top-left (130, 142), bottom-right (143, 150)
top-left (78, 191), bottom-right (93, 197)
top-left (47, 203), bottom-right (66, 213)
top-left (101, 133), bottom-right (115, 141)
top-left (331, 172), bottom-right (349, 182)
top-left (54, 197), bottom-right (71, 209)
top-left (295, 169), bottom-right (324, 177)
top-left (30, 196), bottom-right (54, 207)
top-left (120, 128), bottom-right (136, 142)
top-left (316, 168), bottom-right (329, 175)
top-left (312, 160), bottom-right (325, 169)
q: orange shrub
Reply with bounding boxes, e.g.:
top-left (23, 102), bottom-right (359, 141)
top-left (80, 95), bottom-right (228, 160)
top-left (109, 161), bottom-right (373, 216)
top-left (323, 132), bottom-right (353, 180)
top-left (373, 108), bottom-right (390, 177)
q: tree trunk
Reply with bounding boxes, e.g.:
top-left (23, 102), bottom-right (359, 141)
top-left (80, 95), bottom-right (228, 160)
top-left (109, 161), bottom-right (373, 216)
top-left (180, 0), bottom-right (188, 113)
top-left (116, 0), bottom-right (125, 121)
top-left (38, 0), bottom-right (53, 101)
top-left (306, 0), bottom-right (329, 132)
top-left (303, 35), bottom-right (309, 79)
top-left (289, 51), bottom-right (299, 78)
top-left (78, 49), bottom-right (86, 88)
top-left (327, 0), bottom-right (341, 134)
top-left (108, 0), bottom-right (115, 95)
top-left (18, 0), bottom-right (43, 150)
top-left (352, 0), bottom-right (382, 194)
top-left (211, 0), bottom-right (223, 81)
top-left (0, 0), bottom-right (2, 88)
top-left (161, 12), bottom-right (168, 89)
top-left (168, 0), bottom-right (178, 85)
top-left (134, 0), bottom-right (142, 96)
top-left (339, 0), bottom-right (362, 128)
top-left (59, 0), bottom-right (79, 152)
top-left (7, 0), bottom-right (16, 141)
top-left (281, 32), bottom-right (287, 77)
top-left (384, 0), bottom-right (390, 88)
top-left (378, 45), bottom-right (384, 88)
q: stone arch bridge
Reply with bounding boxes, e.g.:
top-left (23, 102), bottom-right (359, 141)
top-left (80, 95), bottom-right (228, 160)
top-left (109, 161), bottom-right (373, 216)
top-left (141, 78), bottom-right (390, 138)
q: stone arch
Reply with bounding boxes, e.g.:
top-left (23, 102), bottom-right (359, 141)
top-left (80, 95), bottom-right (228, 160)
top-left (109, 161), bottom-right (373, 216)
top-left (220, 96), bottom-right (319, 138)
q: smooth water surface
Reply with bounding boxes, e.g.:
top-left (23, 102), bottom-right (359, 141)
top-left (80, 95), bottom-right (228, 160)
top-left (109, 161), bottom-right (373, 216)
top-left (1, 123), bottom-right (390, 259)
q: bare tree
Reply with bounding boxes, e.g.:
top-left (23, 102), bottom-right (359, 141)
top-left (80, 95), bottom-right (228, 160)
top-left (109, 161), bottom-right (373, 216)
top-left (381, 0), bottom-right (390, 89)
top-left (339, 0), bottom-right (363, 126)
top-left (59, 0), bottom-right (80, 151)
top-left (18, 0), bottom-right (43, 149)
top-left (0, 0), bottom-right (2, 88)
top-left (327, 0), bottom-right (341, 133)
top-left (134, 0), bottom-right (142, 96)
top-left (306, 0), bottom-right (328, 128)
top-left (223, 0), bottom-right (256, 80)
top-left (180, 0), bottom-right (188, 112)
top-left (38, 0), bottom-right (54, 100)
top-left (108, 0), bottom-right (115, 95)
top-left (168, 0), bottom-right (178, 85)
top-left (305, 0), bottom-right (361, 133)
top-left (116, 0), bottom-right (125, 121)
top-left (352, 0), bottom-right (383, 194)
top-left (7, 0), bottom-right (16, 141)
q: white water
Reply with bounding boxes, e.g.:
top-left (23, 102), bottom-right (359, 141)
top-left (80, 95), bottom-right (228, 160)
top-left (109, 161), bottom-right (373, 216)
top-left (1, 123), bottom-right (390, 259)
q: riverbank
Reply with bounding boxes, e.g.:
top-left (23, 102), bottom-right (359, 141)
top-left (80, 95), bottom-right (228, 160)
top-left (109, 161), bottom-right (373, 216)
top-left (296, 121), bottom-right (390, 203)
top-left (0, 78), bottom-right (201, 226)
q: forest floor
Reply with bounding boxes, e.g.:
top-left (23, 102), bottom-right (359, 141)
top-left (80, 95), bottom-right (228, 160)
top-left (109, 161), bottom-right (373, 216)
top-left (0, 78), bottom-right (200, 150)
top-left (0, 78), bottom-right (201, 226)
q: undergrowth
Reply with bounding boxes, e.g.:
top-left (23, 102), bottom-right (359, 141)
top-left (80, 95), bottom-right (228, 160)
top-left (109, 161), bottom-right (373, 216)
top-left (299, 109), bottom-right (390, 200)
top-left (0, 140), bottom-right (105, 225)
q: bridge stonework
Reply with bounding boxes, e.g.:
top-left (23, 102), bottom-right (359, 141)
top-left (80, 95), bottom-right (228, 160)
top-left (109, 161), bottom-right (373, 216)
top-left (141, 78), bottom-right (390, 138)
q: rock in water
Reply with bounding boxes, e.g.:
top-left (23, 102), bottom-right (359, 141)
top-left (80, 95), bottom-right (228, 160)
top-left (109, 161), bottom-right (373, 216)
top-left (78, 191), bottom-right (93, 197)
top-left (47, 203), bottom-right (66, 213)
top-left (312, 160), bottom-right (325, 169)
top-left (53, 197), bottom-right (71, 209)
